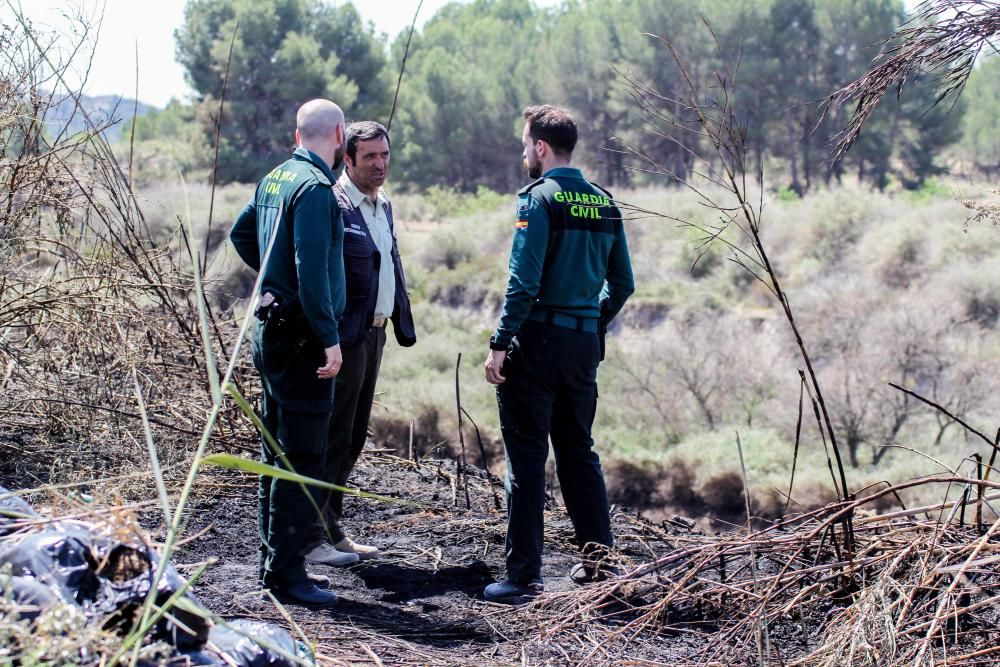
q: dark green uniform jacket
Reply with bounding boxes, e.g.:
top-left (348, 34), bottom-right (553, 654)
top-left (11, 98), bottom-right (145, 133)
top-left (230, 147), bottom-right (346, 347)
top-left (491, 167), bottom-right (634, 349)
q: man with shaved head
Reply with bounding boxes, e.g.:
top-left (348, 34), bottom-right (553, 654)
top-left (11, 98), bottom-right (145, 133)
top-left (230, 98), bottom-right (348, 607)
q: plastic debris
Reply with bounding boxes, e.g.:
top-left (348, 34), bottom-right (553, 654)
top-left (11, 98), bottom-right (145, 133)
top-left (0, 485), bottom-right (40, 536)
top-left (0, 486), bottom-right (313, 665)
top-left (8, 575), bottom-right (61, 624)
top-left (182, 619), bottom-right (313, 666)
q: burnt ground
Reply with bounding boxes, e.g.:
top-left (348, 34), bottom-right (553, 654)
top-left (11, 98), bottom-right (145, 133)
top-left (15, 426), bottom-right (959, 666)
top-left (1, 426), bottom-right (811, 665)
top-left (148, 449), bottom-right (729, 666)
top-left (10, 429), bottom-right (996, 665)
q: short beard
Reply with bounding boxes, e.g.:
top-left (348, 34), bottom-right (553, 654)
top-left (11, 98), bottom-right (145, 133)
top-left (332, 144), bottom-right (346, 170)
top-left (525, 159), bottom-right (541, 180)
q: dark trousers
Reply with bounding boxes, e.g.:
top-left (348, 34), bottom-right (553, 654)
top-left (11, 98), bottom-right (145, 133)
top-left (251, 320), bottom-right (333, 585)
top-left (309, 325), bottom-right (386, 546)
top-left (496, 320), bottom-right (613, 582)
top-left (257, 389), bottom-right (330, 585)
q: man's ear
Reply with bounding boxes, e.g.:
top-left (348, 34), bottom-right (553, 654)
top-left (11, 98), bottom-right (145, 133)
top-left (536, 139), bottom-right (550, 160)
top-left (337, 123), bottom-right (345, 146)
top-left (294, 128), bottom-right (301, 146)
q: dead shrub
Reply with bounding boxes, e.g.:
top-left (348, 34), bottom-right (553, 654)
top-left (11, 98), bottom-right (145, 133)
top-left (699, 471), bottom-right (745, 516)
top-left (370, 405), bottom-right (447, 458)
top-left (604, 459), bottom-right (668, 510)
top-left (660, 459), bottom-right (702, 508)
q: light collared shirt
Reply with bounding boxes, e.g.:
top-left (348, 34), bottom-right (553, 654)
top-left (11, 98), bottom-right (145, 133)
top-left (339, 171), bottom-right (396, 319)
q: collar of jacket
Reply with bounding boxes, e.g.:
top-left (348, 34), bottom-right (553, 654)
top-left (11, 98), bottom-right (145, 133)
top-left (542, 166), bottom-right (585, 180)
top-left (292, 146), bottom-right (339, 185)
top-left (338, 171), bottom-right (389, 212)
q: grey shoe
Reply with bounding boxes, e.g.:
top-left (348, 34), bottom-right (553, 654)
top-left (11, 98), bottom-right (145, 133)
top-left (483, 579), bottom-right (543, 605)
top-left (269, 581), bottom-right (338, 607)
top-left (303, 542), bottom-right (361, 567)
top-left (334, 537), bottom-right (380, 560)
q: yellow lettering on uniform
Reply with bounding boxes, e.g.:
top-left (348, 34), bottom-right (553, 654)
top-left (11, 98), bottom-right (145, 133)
top-left (570, 205), bottom-right (579, 217)
top-left (554, 192), bottom-right (564, 203)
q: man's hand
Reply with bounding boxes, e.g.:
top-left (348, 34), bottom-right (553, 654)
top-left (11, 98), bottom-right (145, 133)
top-left (317, 344), bottom-right (343, 379)
top-left (484, 349), bottom-right (507, 385)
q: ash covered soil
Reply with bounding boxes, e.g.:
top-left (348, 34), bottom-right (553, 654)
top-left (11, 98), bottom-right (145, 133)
top-left (153, 449), bottom-right (722, 666)
top-left (15, 431), bottom-right (990, 666)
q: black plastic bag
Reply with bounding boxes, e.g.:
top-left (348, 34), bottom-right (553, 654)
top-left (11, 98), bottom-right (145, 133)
top-left (0, 485), bottom-right (39, 536)
top-left (0, 521), bottom-right (106, 607)
top-left (190, 619), bottom-right (312, 666)
top-left (0, 521), bottom-right (211, 649)
top-left (8, 575), bottom-right (61, 624)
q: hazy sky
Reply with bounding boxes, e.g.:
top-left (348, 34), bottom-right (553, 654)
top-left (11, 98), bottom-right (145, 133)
top-left (4, 0), bottom-right (916, 108)
top-left (2, 0), bottom-right (561, 107)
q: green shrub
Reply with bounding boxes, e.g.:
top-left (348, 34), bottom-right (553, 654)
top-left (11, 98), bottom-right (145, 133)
top-left (400, 185), bottom-right (509, 222)
top-left (905, 178), bottom-right (950, 204)
top-left (776, 185), bottom-right (799, 202)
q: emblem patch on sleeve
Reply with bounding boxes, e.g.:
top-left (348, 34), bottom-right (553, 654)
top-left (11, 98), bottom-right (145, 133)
top-left (514, 197), bottom-right (530, 228)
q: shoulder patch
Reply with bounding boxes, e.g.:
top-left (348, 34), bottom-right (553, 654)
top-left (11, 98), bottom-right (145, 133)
top-left (514, 192), bottom-right (532, 228)
top-left (517, 177), bottom-right (547, 195)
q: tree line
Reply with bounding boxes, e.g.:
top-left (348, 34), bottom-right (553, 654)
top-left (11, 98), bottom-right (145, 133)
top-left (143, 0), bottom-right (989, 193)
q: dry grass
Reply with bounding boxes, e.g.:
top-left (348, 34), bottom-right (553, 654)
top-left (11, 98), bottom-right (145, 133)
top-left (485, 472), bottom-right (1000, 665)
top-left (4, 7), bottom-right (1000, 667)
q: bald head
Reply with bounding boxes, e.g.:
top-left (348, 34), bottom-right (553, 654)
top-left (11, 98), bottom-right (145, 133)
top-left (295, 99), bottom-right (346, 169)
top-left (297, 99), bottom-right (344, 142)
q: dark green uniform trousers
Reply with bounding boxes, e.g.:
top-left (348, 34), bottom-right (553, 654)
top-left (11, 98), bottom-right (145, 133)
top-left (308, 325), bottom-right (386, 546)
top-left (496, 320), bottom-right (613, 583)
top-left (252, 319), bottom-right (333, 586)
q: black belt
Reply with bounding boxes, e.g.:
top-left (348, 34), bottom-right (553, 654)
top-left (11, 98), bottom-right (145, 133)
top-left (527, 310), bottom-right (599, 333)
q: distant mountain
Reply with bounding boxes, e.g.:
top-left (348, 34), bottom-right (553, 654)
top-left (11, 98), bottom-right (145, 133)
top-left (44, 93), bottom-right (158, 143)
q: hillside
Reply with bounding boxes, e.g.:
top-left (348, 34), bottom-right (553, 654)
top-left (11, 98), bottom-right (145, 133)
top-left (45, 92), bottom-right (156, 142)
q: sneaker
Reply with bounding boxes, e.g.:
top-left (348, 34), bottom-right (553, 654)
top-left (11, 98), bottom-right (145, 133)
top-left (569, 562), bottom-right (621, 585)
top-left (334, 537), bottom-right (380, 561)
top-left (303, 542), bottom-right (360, 567)
top-left (268, 581), bottom-right (338, 607)
top-left (483, 579), bottom-right (543, 605)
